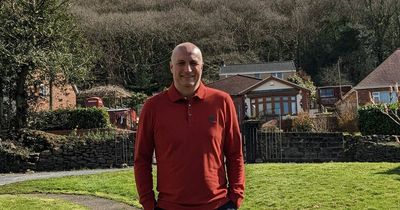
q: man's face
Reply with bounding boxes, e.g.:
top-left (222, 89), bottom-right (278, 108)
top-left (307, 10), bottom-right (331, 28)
top-left (170, 45), bottom-right (203, 92)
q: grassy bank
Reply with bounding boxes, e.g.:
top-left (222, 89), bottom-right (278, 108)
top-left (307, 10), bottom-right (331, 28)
top-left (0, 163), bottom-right (399, 209)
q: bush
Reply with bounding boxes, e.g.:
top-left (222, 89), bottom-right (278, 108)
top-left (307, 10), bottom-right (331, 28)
top-left (358, 103), bottom-right (400, 135)
top-left (337, 106), bottom-right (359, 132)
top-left (312, 114), bottom-right (339, 132)
top-left (292, 112), bottom-right (314, 132)
top-left (29, 107), bottom-right (110, 130)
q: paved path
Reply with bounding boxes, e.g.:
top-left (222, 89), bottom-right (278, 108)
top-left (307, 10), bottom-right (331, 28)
top-left (0, 168), bottom-right (141, 210)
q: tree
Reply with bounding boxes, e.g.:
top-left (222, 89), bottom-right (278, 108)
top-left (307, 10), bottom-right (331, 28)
top-left (287, 70), bottom-right (317, 101)
top-left (0, 0), bottom-right (94, 129)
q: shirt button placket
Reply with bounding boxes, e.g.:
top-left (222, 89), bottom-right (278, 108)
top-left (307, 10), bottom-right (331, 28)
top-left (188, 103), bottom-right (192, 125)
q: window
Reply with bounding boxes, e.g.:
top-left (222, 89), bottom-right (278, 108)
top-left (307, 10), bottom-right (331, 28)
top-left (319, 88), bottom-right (334, 97)
top-left (271, 72), bottom-right (283, 79)
top-left (291, 96), bottom-right (297, 114)
top-left (266, 97), bottom-right (272, 114)
top-left (250, 96), bottom-right (297, 117)
top-left (372, 91), bottom-right (397, 104)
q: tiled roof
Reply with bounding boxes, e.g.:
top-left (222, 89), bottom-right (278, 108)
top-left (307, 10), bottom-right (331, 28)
top-left (355, 48), bottom-right (400, 89)
top-left (207, 75), bottom-right (261, 95)
top-left (220, 61), bottom-right (296, 74)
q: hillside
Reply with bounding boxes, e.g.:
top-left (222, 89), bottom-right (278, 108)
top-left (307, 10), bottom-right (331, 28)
top-left (70, 0), bottom-right (400, 93)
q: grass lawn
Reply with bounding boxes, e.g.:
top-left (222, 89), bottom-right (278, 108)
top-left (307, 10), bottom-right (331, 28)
top-left (0, 194), bottom-right (87, 210)
top-left (0, 162), bottom-right (399, 210)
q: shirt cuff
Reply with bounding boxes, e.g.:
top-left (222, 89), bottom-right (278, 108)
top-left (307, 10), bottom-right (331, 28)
top-left (229, 193), bottom-right (244, 208)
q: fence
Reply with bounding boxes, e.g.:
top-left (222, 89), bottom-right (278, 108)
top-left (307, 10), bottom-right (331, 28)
top-left (242, 120), bottom-right (344, 163)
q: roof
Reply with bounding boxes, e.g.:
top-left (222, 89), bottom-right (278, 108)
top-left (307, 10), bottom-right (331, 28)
top-left (220, 61), bottom-right (296, 75)
top-left (207, 75), bottom-right (261, 95)
top-left (240, 76), bottom-right (311, 95)
top-left (355, 48), bottom-right (400, 89)
top-left (78, 85), bottom-right (132, 98)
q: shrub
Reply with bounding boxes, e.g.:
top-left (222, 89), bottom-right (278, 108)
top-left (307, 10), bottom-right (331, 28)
top-left (358, 103), bottom-right (400, 135)
top-left (337, 107), bottom-right (359, 132)
top-left (312, 114), bottom-right (339, 132)
top-left (29, 107), bottom-right (110, 130)
top-left (292, 112), bottom-right (314, 132)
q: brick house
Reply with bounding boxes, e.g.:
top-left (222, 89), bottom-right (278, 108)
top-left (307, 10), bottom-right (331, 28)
top-left (219, 61), bottom-right (296, 80)
top-left (337, 48), bottom-right (400, 109)
top-left (28, 73), bottom-right (77, 112)
top-left (317, 85), bottom-right (352, 109)
top-left (208, 75), bottom-right (311, 125)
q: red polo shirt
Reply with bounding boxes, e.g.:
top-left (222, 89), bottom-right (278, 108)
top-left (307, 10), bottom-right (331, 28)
top-left (134, 82), bottom-right (245, 210)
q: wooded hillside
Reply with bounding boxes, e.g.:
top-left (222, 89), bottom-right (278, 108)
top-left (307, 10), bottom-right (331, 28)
top-left (71, 0), bottom-right (400, 93)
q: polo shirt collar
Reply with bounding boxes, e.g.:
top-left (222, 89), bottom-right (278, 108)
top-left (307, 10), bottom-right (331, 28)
top-left (167, 82), bottom-right (207, 102)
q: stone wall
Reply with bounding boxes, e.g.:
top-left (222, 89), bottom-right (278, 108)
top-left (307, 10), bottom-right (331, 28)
top-left (344, 135), bottom-right (400, 162)
top-left (35, 137), bottom-right (134, 171)
top-left (255, 132), bottom-right (344, 162)
top-left (249, 132), bottom-right (400, 163)
top-left (0, 131), bottom-right (134, 173)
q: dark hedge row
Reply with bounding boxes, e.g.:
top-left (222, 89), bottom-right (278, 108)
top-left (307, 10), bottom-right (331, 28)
top-left (358, 103), bottom-right (400, 135)
top-left (29, 107), bottom-right (110, 130)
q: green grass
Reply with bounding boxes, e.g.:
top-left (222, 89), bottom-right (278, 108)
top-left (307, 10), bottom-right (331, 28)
top-left (0, 163), bottom-right (399, 209)
top-left (0, 194), bottom-right (87, 210)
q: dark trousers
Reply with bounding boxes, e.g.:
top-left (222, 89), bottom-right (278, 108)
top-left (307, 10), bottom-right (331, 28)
top-left (217, 201), bottom-right (238, 210)
top-left (155, 201), bottom-right (237, 210)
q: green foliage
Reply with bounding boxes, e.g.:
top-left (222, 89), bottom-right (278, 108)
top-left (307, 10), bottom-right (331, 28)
top-left (0, 0), bottom-right (94, 128)
top-left (287, 71), bottom-right (317, 101)
top-left (29, 107), bottom-right (110, 130)
top-left (127, 92), bottom-right (148, 109)
top-left (292, 112), bottom-right (314, 132)
top-left (358, 103), bottom-right (400, 135)
top-left (65, 128), bottom-right (126, 143)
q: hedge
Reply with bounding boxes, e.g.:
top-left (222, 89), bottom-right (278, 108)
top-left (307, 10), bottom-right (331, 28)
top-left (29, 107), bottom-right (110, 130)
top-left (358, 103), bottom-right (400, 135)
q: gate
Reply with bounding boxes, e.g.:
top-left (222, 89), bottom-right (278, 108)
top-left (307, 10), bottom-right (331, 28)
top-left (242, 120), bottom-right (283, 163)
top-left (260, 129), bottom-right (283, 162)
top-left (114, 131), bottom-right (135, 167)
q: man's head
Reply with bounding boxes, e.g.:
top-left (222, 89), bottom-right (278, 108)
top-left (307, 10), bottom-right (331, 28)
top-left (170, 42), bottom-right (203, 97)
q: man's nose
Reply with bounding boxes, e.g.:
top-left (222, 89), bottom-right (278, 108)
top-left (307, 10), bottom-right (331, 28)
top-left (183, 64), bottom-right (193, 72)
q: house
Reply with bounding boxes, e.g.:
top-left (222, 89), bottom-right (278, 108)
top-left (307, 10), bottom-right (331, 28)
top-left (207, 75), bottom-right (261, 123)
top-left (317, 85), bottom-right (352, 109)
top-left (28, 73), bottom-right (77, 112)
top-left (208, 75), bottom-right (311, 125)
top-left (337, 48), bottom-right (400, 108)
top-left (219, 61), bottom-right (296, 80)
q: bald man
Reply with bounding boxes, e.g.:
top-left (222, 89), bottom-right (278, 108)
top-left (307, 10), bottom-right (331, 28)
top-left (134, 42), bottom-right (245, 210)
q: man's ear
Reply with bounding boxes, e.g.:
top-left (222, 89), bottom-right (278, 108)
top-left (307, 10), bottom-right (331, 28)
top-left (169, 62), bottom-right (173, 73)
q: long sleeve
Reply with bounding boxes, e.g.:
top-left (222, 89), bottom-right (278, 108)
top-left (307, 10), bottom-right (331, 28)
top-left (134, 100), bottom-right (156, 210)
top-left (223, 96), bottom-right (245, 208)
